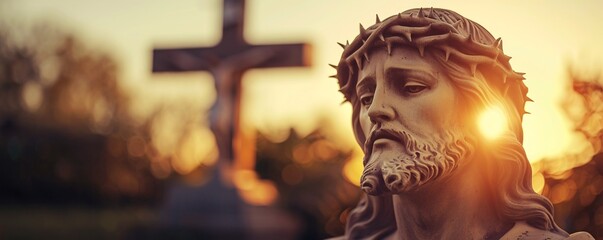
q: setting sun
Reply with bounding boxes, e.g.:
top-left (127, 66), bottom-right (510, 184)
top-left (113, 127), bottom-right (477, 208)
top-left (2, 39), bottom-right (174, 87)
top-left (478, 106), bottom-right (507, 140)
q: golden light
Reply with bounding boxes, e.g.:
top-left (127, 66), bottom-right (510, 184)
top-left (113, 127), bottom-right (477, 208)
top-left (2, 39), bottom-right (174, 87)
top-left (311, 139), bottom-right (338, 161)
top-left (150, 111), bottom-right (180, 158)
top-left (172, 127), bottom-right (217, 174)
top-left (343, 150), bottom-right (364, 187)
top-left (550, 179), bottom-right (578, 204)
top-left (292, 144), bottom-right (312, 165)
top-left (233, 169), bottom-right (258, 191)
top-left (233, 169), bottom-right (278, 206)
top-left (531, 172), bottom-right (545, 194)
top-left (478, 106), bottom-right (507, 140)
top-left (21, 81), bottom-right (43, 112)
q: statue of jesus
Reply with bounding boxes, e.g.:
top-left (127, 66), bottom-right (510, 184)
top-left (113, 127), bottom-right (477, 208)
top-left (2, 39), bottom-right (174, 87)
top-left (332, 8), bottom-right (593, 240)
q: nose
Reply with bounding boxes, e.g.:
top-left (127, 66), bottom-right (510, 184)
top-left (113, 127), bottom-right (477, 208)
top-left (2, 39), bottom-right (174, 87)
top-left (367, 91), bottom-right (395, 124)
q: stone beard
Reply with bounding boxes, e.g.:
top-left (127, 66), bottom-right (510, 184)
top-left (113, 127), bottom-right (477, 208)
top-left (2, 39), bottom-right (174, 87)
top-left (331, 7), bottom-right (594, 240)
top-left (361, 127), bottom-right (473, 195)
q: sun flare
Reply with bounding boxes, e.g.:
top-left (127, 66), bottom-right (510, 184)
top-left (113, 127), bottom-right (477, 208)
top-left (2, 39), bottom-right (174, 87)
top-left (478, 106), bottom-right (507, 140)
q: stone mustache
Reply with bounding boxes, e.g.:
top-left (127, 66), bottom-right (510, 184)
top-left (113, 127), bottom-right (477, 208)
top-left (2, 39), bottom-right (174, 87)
top-left (331, 8), bottom-right (593, 240)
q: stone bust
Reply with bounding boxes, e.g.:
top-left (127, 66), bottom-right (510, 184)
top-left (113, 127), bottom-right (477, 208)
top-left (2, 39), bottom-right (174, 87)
top-left (332, 8), bottom-right (593, 240)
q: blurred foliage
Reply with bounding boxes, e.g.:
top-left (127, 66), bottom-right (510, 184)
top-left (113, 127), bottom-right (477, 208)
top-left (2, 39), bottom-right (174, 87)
top-left (0, 21), bottom-right (161, 206)
top-left (564, 70), bottom-right (603, 153)
top-left (0, 19), bottom-right (360, 239)
top-left (2, 16), bottom-right (603, 240)
top-left (0, 22), bottom-right (128, 132)
top-left (538, 68), bottom-right (603, 238)
top-left (255, 128), bottom-right (360, 238)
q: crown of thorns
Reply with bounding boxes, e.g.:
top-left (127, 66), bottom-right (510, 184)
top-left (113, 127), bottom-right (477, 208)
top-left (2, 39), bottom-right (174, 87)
top-left (331, 8), bottom-right (530, 116)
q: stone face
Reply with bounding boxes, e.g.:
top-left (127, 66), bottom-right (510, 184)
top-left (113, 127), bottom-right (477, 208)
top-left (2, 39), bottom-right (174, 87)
top-left (333, 8), bottom-right (593, 240)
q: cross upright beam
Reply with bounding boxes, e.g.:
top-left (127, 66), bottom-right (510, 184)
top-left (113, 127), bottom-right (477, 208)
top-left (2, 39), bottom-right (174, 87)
top-left (152, 0), bottom-right (311, 166)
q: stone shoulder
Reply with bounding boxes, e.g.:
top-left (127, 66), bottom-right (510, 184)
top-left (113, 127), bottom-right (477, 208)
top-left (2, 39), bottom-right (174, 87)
top-left (499, 222), bottom-right (594, 240)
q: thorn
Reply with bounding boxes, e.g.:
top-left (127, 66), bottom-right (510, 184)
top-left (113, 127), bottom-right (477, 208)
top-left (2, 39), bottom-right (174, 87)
top-left (524, 111), bottom-right (531, 115)
top-left (355, 56), bottom-right (363, 69)
top-left (517, 73), bottom-right (526, 80)
top-left (444, 49), bottom-right (451, 61)
top-left (328, 64), bottom-right (337, 69)
top-left (403, 32), bottom-right (412, 42)
top-left (363, 52), bottom-right (370, 62)
top-left (498, 39), bottom-right (504, 50)
top-left (499, 54), bottom-right (512, 63)
top-left (418, 45), bottom-right (425, 57)
top-left (329, 75), bottom-right (337, 78)
top-left (399, 12), bottom-right (404, 18)
top-left (376, 14), bottom-right (381, 23)
top-left (386, 41), bottom-right (392, 55)
top-left (526, 97), bottom-right (534, 102)
top-left (418, 8), bottom-right (425, 18)
top-left (493, 37), bottom-right (502, 48)
top-left (429, 7), bottom-right (435, 18)
top-left (337, 42), bottom-right (345, 49)
top-left (379, 34), bottom-right (385, 41)
top-left (359, 23), bottom-right (366, 36)
top-left (466, 33), bottom-right (473, 42)
top-left (346, 40), bottom-right (350, 46)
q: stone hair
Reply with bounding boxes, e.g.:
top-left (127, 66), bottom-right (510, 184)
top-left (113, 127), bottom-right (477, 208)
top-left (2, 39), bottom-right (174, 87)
top-left (332, 7), bottom-right (530, 144)
top-left (334, 8), bottom-right (567, 238)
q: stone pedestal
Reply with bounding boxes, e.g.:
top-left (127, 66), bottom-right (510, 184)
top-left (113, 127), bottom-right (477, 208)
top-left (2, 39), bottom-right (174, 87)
top-left (146, 174), bottom-right (301, 240)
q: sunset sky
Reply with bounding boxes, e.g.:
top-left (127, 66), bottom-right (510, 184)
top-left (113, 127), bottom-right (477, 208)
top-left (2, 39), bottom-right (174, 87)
top-left (3, 0), bottom-right (603, 164)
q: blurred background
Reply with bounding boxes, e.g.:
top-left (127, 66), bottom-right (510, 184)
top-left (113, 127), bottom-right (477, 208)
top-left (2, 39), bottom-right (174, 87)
top-left (0, 0), bottom-right (602, 239)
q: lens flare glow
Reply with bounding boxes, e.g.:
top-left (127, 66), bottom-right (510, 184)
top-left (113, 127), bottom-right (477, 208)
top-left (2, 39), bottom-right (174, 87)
top-left (478, 106), bottom-right (507, 140)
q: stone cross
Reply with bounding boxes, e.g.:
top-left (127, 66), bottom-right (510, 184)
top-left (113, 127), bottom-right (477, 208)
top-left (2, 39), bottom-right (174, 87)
top-left (153, 0), bottom-right (311, 167)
